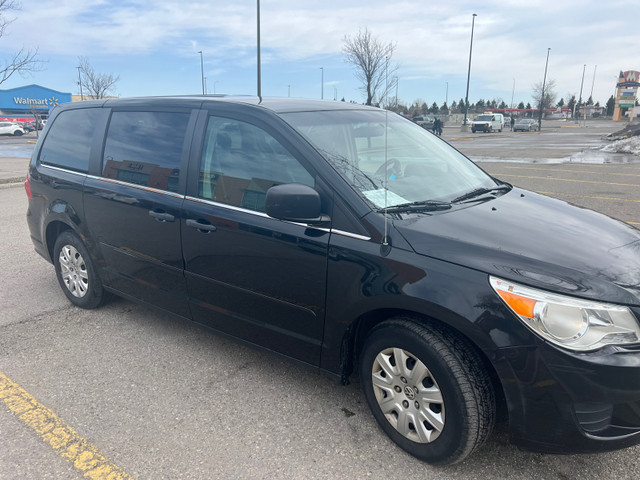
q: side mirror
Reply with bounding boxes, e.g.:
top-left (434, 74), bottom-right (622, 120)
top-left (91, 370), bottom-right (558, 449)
top-left (265, 183), bottom-right (330, 225)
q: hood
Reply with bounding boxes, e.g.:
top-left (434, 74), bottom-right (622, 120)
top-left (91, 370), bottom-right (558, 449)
top-left (394, 188), bottom-right (640, 305)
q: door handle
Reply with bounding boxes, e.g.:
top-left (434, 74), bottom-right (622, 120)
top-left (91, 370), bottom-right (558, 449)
top-left (186, 219), bottom-right (217, 233)
top-left (149, 210), bottom-right (175, 222)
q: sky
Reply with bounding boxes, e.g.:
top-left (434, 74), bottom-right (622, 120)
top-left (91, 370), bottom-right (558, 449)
top-left (0, 0), bottom-right (638, 108)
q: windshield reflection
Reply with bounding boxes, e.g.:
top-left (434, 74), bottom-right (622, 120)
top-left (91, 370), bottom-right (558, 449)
top-left (280, 109), bottom-right (498, 208)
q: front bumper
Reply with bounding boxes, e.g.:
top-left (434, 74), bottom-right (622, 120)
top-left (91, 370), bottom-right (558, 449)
top-left (498, 332), bottom-right (640, 453)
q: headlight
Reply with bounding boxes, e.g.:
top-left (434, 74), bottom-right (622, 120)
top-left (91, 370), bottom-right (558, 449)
top-left (490, 276), bottom-right (640, 351)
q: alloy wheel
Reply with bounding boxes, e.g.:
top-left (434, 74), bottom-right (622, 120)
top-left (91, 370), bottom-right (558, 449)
top-left (371, 347), bottom-right (445, 443)
top-left (58, 244), bottom-right (89, 298)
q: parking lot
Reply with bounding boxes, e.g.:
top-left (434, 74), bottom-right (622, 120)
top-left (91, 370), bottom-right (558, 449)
top-left (1, 121), bottom-right (640, 479)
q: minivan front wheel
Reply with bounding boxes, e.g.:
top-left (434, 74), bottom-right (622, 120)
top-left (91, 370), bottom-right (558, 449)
top-left (53, 231), bottom-right (105, 309)
top-left (359, 318), bottom-right (495, 465)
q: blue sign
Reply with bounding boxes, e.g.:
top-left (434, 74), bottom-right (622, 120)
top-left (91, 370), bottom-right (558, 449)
top-left (0, 84), bottom-right (72, 110)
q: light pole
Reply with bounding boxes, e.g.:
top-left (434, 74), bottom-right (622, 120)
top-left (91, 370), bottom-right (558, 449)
top-left (510, 78), bottom-right (515, 120)
top-left (575, 64), bottom-right (586, 122)
top-left (204, 77), bottom-right (207, 94)
top-left (445, 81), bottom-right (448, 106)
top-left (462, 13), bottom-right (477, 131)
top-left (320, 67), bottom-right (324, 99)
top-left (538, 48), bottom-right (550, 131)
top-left (76, 66), bottom-right (83, 101)
top-left (197, 51), bottom-right (204, 95)
top-left (257, 0), bottom-right (261, 98)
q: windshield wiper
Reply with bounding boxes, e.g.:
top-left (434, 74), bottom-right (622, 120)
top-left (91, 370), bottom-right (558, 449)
top-left (451, 184), bottom-right (512, 204)
top-left (382, 200), bottom-right (452, 213)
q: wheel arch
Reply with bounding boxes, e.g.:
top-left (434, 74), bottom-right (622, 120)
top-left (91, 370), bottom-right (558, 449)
top-left (45, 220), bottom-right (74, 262)
top-left (343, 307), bottom-right (509, 423)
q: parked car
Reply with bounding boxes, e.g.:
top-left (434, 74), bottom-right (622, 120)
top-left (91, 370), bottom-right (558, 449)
top-left (19, 121), bottom-right (35, 133)
top-left (471, 113), bottom-right (504, 133)
top-left (513, 119), bottom-right (540, 132)
top-left (26, 97), bottom-right (640, 465)
top-left (0, 121), bottom-right (24, 136)
top-left (412, 115), bottom-right (435, 129)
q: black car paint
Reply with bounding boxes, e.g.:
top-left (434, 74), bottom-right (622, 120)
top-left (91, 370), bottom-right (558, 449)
top-left (26, 96), bottom-right (640, 455)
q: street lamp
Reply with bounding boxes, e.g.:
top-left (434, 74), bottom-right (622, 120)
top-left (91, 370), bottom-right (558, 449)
top-left (445, 81), bottom-right (448, 106)
top-left (320, 67), bottom-right (324, 99)
top-left (575, 64), bottom-right (586, 122)
top-left (76, 66), bottom-right (83, 101)
top-left (538, 48), bottom-right (551, 130)
top-left (462, 13), bottom-right (477, 131)
top-left (197, 51), bottom-right (205, 95)
top-left (257, 0), bottom-right (261, 98)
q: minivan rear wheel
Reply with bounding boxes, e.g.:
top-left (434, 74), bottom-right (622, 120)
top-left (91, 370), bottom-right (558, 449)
top-left (53, 231), bottom-right (105, 309)
top-left (359, 318), bottom-right (495, 465)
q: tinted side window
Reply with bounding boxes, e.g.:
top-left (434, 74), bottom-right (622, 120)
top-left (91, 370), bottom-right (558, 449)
top-left (199, 116), bottom-right (313, 212)
top-left (39, 108), bottom-right (102, 172)
top-left (102, 111), bottom-right (190, 192)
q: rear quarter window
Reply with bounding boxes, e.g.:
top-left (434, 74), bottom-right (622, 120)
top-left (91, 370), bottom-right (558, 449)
top-left (102, 111), bottom-right (190, 192)
top-left (38, 108), bottom-right (102, 173)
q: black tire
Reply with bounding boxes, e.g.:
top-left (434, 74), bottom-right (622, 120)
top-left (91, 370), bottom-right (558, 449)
top-left (359, 318), bottom-right (495, 465)
top-left (13, 130), bottom-right (23, 136)
top-left (471, 129), bottom-right (476, 133)
top-left (53, 231), bottom-right (105, 309)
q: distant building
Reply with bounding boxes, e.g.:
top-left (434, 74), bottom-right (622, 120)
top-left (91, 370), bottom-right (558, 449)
top-left (0, 84), bottom-right (72, 120)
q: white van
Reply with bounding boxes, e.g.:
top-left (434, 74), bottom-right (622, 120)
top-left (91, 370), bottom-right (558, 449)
top-left (471, 112), bottom-right (504, 133)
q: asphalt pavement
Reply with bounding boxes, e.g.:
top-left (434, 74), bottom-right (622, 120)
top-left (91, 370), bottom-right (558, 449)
top-left (2, 121), bottom-right (640, 479)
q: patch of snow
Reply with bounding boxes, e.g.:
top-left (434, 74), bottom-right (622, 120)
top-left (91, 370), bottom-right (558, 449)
top-left (599, 136), bottom-right (640, 156)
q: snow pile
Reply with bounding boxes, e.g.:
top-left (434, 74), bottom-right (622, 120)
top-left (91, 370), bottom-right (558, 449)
top-left (600, 122), bottom-right (640, 156)
top-left (600, 135), bottom-right (640, 155)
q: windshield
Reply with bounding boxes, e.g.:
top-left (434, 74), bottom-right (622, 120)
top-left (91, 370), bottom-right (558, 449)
top-left (518, 119), bottom-right (533, 124)
top-left (475, 115), bottom-right (493, 121)
top-left (280, 109), bottom-right (498, 208)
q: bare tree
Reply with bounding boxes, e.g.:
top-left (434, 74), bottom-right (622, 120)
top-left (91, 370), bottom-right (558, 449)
top-left (531, 79), bottom-right (557, 113)
top-left (77, 56), bottom-right (120, 99)
top-left (0, 0), bottom-right (42, 86)
top-left (343, 28), bottom-right (398, 106)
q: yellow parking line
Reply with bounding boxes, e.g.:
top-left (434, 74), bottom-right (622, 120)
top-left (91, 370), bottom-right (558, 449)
top-left (0, 371), bottom-right (133, 480)
top-left (495, 173), bottom-right (640, 188)
top-left (536, 191), bottom-right (640, 203)
top-left (499, 166), bottom-right (640, 177)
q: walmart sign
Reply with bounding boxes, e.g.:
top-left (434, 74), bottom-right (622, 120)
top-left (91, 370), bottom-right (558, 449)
top-left (0, 84), bottom-right (71, 111)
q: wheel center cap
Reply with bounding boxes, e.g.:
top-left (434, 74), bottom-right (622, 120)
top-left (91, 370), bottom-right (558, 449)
top-left (404, 385), bottom-right (416, 400)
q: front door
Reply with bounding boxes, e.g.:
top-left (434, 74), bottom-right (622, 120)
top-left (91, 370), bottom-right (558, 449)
top-left (181, 114), bottom-right (329, 365)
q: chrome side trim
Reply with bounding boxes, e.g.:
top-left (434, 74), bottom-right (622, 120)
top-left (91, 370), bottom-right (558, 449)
top-left (332, 230), bottom-right (371, 241)
top-left (86, 175), bottom-right (185, 199)
top-left (184, 196), bottom-right (371, 241)
top-left (39, 164), bottom-right (87, 177)
top-left (184, 196), bottom-right (271, 218)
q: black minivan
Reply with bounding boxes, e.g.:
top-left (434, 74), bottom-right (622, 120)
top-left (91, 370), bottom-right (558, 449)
top-left (26, 96), bottom-right (640, 465)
